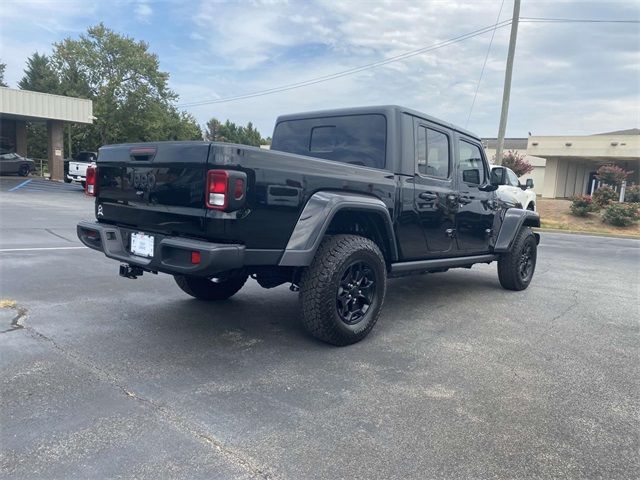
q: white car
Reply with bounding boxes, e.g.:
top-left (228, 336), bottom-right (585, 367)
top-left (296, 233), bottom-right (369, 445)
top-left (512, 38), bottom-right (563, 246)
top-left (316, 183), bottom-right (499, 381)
top-left (490, 165), bottom-right (537, 211)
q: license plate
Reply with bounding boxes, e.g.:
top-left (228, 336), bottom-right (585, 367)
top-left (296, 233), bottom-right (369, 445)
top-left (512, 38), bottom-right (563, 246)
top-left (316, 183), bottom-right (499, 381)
top-left (130, 232), bottom-right (154, 258)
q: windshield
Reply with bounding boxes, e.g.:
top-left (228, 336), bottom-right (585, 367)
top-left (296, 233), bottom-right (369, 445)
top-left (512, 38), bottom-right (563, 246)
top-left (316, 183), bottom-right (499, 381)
top-left (271, 114), bottom-right (387, 169)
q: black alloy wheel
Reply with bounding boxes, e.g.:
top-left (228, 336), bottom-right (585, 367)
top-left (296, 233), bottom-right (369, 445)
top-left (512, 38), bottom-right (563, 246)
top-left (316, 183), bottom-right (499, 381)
top-left (337, 261), bottom-right (377, 325)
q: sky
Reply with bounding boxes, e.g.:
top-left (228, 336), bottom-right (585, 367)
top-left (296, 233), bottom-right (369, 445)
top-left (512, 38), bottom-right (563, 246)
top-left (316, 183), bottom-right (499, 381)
top-left (1, 0), bottom-right (638, 139)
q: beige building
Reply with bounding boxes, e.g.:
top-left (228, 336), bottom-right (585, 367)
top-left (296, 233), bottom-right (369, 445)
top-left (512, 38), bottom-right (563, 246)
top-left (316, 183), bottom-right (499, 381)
top-left (0, 87), bottom-right (93, 180)
top-left (484, 130), bottom-right (639, 198)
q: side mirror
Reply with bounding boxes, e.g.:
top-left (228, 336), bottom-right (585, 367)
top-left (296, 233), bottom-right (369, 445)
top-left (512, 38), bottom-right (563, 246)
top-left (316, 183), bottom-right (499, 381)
top-left (478, 183), bottom-right (498, 192)
top-left (490, 166), bottom-right (507, 186)
top-left (526, 178), bottom-right (534, 189)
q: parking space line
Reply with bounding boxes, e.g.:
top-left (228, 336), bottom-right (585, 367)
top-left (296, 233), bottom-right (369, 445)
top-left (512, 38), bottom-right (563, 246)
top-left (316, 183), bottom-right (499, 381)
top-left (8, 179), bottom-right (32, 192)
top-left (0, 246), bottom-right (88, 252)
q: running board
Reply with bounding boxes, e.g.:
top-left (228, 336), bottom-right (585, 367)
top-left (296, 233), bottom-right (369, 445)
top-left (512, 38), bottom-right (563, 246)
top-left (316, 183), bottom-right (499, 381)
top-left (390, 254), bottom-right (498, 277)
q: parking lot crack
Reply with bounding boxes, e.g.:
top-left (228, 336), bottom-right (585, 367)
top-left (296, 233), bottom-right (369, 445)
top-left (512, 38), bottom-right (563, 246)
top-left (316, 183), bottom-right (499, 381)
top-left (551, 289), bottom-right (580, 322)
top-left (44, 228), bottom-right (75, 242)
top-left (20, 323), bottom-right (278, 480)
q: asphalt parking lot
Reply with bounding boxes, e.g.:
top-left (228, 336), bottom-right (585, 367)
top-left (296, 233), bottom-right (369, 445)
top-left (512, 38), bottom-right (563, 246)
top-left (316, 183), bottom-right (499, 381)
top-left (1, 177), bottom-right (638, 479)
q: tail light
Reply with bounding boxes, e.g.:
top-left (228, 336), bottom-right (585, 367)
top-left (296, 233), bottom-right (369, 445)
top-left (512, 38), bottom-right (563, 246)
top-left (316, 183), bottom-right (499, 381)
top-left (85, 165), bottom-right (97, 196)
top-left (206, 169), bottom-right (247, 211)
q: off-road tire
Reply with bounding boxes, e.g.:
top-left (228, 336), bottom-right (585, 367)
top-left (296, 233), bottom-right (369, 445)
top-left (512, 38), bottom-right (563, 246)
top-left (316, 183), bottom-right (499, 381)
top-left (299, 234), bottom-right (387, 346)
top-left (174, 273), bottom-right (248, 301)
top-left (497, 227), bottom-right (537, 291)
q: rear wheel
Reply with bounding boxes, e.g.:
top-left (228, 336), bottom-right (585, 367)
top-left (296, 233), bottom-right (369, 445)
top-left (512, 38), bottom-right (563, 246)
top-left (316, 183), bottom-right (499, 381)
top-left (497, 227), bottom-right (537, 291)
top-left (174, 272), bottom-right (248, 301)
top-left (299, 234), bottom-right (387, 346)
top-left (18, 164), bottom-right (30, 177)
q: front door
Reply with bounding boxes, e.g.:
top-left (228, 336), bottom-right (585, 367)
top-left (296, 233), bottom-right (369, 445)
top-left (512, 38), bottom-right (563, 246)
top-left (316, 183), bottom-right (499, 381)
top-left (454, 138), bottom-right (497, 253)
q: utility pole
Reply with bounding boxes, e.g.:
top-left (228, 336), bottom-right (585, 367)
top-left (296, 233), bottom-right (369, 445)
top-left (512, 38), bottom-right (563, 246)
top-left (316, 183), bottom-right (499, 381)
top-left (495, 0), bottom-right (520, 165)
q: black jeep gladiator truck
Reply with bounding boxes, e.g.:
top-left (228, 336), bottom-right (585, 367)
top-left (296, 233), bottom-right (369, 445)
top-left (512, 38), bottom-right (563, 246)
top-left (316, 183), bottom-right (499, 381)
top-left (78, 105), bottom-right (540, 345)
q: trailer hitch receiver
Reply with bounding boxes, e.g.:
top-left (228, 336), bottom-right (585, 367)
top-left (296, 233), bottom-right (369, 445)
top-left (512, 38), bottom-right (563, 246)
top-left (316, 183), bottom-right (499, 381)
top-left (119, 264), bottom-right (144, 279)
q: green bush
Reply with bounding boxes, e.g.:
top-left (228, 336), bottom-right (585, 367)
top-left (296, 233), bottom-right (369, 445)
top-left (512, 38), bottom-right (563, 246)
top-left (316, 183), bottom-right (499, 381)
top-left (624, 184), bottom-right (640, 203)
top-left (570, 195), bottom-right (592, 217)
top-left (601, 202), bottom-right (640, 227)
top-left (592, 186), bottom-right (618, 209)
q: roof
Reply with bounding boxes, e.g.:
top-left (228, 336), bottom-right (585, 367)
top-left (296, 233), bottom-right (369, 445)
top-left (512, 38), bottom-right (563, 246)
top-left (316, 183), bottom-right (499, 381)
top-left (593, 128), bottom-right (639, 136)
top-left (482, 137), bottom-right (529, 150)
top-left (275, 105), bottom-right (481, 141)
top-left (0, 87), bottom-right (93, 124)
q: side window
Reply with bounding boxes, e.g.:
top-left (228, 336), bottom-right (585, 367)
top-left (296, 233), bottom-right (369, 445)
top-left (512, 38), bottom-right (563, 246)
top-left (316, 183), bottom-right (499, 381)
top-left (458, 140), bottom-right (486, 185)
top-left (416, 126), bottom-right (450, 178)
top-left (506, 169), bottom-right (519, 186)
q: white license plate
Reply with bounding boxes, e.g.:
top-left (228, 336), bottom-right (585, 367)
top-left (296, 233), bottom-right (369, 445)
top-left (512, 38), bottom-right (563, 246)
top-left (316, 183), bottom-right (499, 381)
top-left (130, 232), bottom-right (154, 258)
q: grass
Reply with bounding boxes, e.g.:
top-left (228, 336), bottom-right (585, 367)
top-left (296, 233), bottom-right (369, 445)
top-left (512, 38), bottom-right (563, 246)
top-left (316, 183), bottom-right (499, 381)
top-left (537, 198), bottom-right (640, 237)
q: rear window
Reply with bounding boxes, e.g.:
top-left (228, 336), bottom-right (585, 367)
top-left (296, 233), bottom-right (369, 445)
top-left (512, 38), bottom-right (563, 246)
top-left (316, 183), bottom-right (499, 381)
top-left (271, 114), bottom-right (387, 169)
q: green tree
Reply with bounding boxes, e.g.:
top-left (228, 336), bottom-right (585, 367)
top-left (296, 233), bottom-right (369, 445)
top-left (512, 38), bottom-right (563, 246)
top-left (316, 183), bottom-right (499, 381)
top-left (205, 117), bottom-right (266, 146)
top-left (52, 23), bottom-right (177, 147)
top-left (0, 61), bottom-right (7, 87)
top-left (18, 53), bottom-right (60, 92)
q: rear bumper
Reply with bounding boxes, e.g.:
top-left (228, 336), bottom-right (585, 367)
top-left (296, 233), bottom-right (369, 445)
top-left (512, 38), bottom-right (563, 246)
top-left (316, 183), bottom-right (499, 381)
top-left (77, 220), bottom-right (245, 276)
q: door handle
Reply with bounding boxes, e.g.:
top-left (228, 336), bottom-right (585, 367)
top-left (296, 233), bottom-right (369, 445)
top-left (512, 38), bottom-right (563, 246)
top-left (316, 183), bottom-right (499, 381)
top-left (419, 192), bottom-right (438, 201)
top-left (458, 196), bottom-right (473, 205)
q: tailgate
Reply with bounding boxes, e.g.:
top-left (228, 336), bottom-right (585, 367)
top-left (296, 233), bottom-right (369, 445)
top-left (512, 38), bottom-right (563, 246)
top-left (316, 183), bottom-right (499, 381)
top-left (69, 162), bottom-right (89, 177)
top-left (96, 142), bottom-right (210, 237)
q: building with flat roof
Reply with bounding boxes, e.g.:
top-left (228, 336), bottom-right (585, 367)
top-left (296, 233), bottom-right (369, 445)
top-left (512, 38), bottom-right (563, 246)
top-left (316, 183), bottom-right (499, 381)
top-left (483, 130), bottom-right (639, 198)
top-left (0, 87), bottom-right (93, 180)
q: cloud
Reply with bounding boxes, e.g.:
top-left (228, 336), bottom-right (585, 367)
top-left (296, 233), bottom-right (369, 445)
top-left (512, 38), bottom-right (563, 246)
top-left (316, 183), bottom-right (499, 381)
top-left (135, 1), bottom-right (153, 22)
top-left (1, 0), bottom-right (637, 138)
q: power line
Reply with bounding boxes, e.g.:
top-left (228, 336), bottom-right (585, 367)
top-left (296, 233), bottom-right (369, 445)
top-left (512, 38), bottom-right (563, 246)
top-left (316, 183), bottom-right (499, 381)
top-left (176, 20), bottom-right (512, 108)
top-left (520, 17), bottom-right (640, 23)
top-left (176, 16), bottom-right (638, 108)
top-left (466, 0), bottom-right (506, 128)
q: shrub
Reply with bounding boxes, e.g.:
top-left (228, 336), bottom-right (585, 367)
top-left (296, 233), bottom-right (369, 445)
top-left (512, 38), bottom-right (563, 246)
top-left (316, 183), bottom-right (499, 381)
top-left (596, 164), bottom-right (633, 187)
top-left (591, 186), bottom-right (618, 209)
top-left (570, 195), bottom-right (592, 217)
top-left (624, 184), bottom-right (640, 203)
top-left (498, 150), bottom-right (534, 177)
top-left (601, 202), bottom-right (640, 227)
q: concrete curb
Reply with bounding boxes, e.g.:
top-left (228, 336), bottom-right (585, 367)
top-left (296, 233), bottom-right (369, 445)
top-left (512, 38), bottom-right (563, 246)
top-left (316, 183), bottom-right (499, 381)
top-left (535, 227), bottom-right (640, 240)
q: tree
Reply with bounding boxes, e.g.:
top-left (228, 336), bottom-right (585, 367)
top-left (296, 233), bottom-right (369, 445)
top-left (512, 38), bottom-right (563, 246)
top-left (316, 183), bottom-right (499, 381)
top-left (495, 150), bottom-right (533, 177)
top-left (0, 61), bottom-right (7, 87)
top-left (596, 164), bottom-right (632, 187)
top-left (18, 53), bottom-right (60, 92)
top-left (205, 117), bottom-right (266, 146)
top-left (52, 23), bottom-right (177, 147)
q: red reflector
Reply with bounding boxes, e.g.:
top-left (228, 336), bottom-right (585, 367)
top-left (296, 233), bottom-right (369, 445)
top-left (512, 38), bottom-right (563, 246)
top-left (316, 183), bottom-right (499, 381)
top-left (233, 178), bottom-right (245, 200)
top-left (85, 165), bottom-right (97, 196)
top-left (191, 251), bottom-right (201, 264)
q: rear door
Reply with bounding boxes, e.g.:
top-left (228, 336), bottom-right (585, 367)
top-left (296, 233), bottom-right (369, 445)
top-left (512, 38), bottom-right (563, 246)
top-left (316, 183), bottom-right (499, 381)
top-left (412, 120), bottom-right (456, 257)
top-left (96, 142), bottom-right (210, 237)
top-left (454, 137), bottom-right (497, 253)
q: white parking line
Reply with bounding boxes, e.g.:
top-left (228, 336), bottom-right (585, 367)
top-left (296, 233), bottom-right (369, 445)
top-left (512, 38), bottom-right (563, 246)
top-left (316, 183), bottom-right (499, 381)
top-left (0, 246), bottom-right (88, 252)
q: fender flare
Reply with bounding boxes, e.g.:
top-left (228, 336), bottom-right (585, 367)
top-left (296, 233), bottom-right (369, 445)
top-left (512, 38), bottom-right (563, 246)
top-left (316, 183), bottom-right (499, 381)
top-left (278, 191), bottom-right (398, 266)
top-left (494, 208), bottom-right (541, 253)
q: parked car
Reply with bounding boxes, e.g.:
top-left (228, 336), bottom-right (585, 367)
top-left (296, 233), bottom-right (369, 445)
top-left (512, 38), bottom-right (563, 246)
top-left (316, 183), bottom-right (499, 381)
top-left (67, 151), bottom-right (98, 186)
top-left (78, 105), bottom-right (540, 345)
top-left (0, 152), bottom-right (35, 176)
top-left (490, 165), bottom-right (537, 211)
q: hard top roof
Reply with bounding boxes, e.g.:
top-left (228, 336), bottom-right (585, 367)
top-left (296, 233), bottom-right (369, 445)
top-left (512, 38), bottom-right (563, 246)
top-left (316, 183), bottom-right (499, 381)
top-left (275, 105), bottom-right (481, 141)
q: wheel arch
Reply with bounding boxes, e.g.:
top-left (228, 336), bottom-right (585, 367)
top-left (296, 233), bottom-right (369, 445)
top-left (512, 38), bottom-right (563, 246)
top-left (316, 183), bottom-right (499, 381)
top-left (494, 208), bottom-right (540, 253)
top-left (278, 191), bottom-right (398, 267)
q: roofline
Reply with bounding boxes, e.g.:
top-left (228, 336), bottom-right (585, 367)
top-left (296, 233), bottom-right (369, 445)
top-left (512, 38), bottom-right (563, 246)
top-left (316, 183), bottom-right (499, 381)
top-left (274, 105), bottom-right (481, 141)
top-left (0, 86), bottom-right (92, 104)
